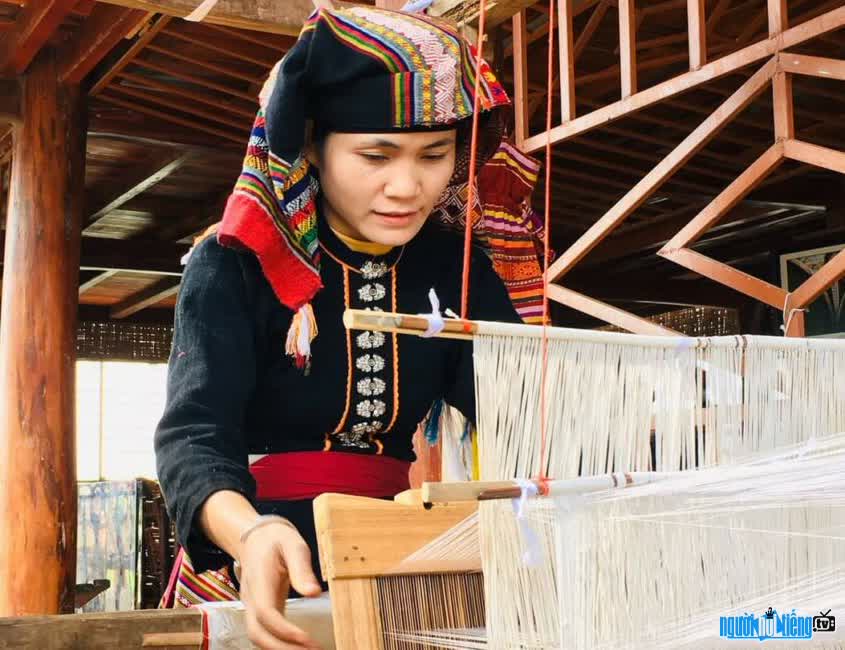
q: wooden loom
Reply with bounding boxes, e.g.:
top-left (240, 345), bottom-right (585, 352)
top-left (0, 492), bottom-right (482, 649)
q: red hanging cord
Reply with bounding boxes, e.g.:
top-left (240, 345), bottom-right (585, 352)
top-left (459, 1), bottom-right (489, 321)
top-left (537, 0), bottom-right (556, 488)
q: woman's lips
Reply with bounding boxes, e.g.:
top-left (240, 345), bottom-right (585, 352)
top-left (373, 210), bottom-right (418, 224)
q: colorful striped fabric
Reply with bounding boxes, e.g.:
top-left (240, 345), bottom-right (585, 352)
top-left (478, 142), bottom-right (547, 325)
top-left (159, 549), bottom-right (238, 609)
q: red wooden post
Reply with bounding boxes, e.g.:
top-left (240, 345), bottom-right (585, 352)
top-left (0, 49), bottom-right (85, 615)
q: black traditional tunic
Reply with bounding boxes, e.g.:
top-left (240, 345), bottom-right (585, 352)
top-left (154, 215), bottom-right (519, 582)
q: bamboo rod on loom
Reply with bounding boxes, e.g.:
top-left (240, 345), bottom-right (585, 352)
top-left (422, 472), bottom-right (670, 504)
top-left (343, 308), bottom-right (845, 350)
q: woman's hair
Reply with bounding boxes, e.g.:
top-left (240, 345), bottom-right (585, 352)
top-left (310, 119), bottom-right (471, 160)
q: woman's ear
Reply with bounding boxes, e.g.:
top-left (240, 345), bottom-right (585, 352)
top-left (303, 121), bottom-right (320, 168)
top-left (304, 142), bottom-right (319, 168)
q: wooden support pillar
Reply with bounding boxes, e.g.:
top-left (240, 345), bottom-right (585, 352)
top-left (557, 0), bottom-right (575, 122)
top-left (0, 49), bottom-right (86, 615)
top-left (512, 10), bottom-right (529, 147)
top-left (618, 0), bottom-right (637, 98)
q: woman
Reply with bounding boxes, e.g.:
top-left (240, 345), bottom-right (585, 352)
top-left (155, 6), bottom-right (525, 648)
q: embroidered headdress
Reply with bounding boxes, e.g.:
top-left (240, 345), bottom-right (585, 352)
top-left (217, 7), bottom-right (513, 365)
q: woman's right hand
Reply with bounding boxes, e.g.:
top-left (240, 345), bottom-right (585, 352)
top-left (237, 520), bottom-right (324, 650)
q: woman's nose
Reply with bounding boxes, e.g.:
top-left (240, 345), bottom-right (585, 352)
top-left (383, 162), bottom-right (422, 198)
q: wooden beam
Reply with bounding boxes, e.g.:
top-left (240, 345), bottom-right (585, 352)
top-left (110, 276), bottom-right (181, 318)
top-left (97, 0), bottom-right (351, 35)
top-left (0, 0), bottom-right (78, 75)
top-left (661, 144), bottom-right (784, 252)
top-left (0, 608), bottom-right (201, 648)
top-left (0, 48), bottom-right (85, 616)
top-left (512, 11), bottom-right (529, 147)
top-left (58, 4), bottom-right (149, 84)
top-left (0, 80), bottom-right (20, 125)
top-left (79, 238), bottom-right (188, 275)
top-left (89, 14), bottom-right (171, 96)
top-left (660, 248), bottom-right (787, 308)
top-left (687, 0), bottom-right (706, 70)
top-left (78, 269), bottom-right (118, 296)
top-left (618, 0), bottom-right (637, 98)
top-left (521, 5), bottom-right (845, 153)
top-left (0, 235), bottom-right (189, 275)
top-left (783, 139), bottom-right (845, 176)
top-left (544, 57), bottom-right (776, 283)
top-left (779, 52), bottom-right (845, 83)
top-left (574, 1), bottom-right (608, 59)
top-left (85, 151), bottom-right (192, 227)
top-left (767, 0), bottom-right (787, 37)
top-left (558, 0), bottom-right (575, 121)
top-left (789, 246), bottom-right (845, 310)
top-left (772, 71), bottom-right (794, 141)
top-left (546, 284), bottom-right (679, 335)
top-left (429, 0), bottom-right (539, 30)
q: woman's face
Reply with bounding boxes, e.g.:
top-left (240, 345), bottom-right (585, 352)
top-left (311, 129), bottom-right (457, 247)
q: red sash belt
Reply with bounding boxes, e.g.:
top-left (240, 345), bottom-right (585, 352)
top-left (249, 451), bottom-right (411, 501)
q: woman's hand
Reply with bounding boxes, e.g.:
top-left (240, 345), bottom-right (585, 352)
top-left (237, 521), bottom-right (324, 650)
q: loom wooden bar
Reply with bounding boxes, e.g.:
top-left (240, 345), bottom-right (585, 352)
top-left (660, 249), bottom-right (787, 308)
top-left (0, 49), bottom-right (85, 616)
top-left (521, 5), bottom-right (845, 152)
top-left (544, 57), bottom-right (775, 282)
top-left (344, 309), bottom-right (477, 339)
top-left (423, 480), bottom-right (517, 503)
top-left (0, 609), bottom-right (203, 648)
top-left (314, 493), bottom-right (479, 579)
top-left (558, 0), bottom-right (576, 121)
top-left (618, 0), bottom-right (637, 98)
top-left (661, 144), bottom-right (784, 251)
top-left (141, 631), bottom-right (203, 647)
top-left (687, 0), bottom-right (706, 70)
top-left (512, 11), bottom-right (529, 147)
top-left (779, 53), bottom-right (845, 82)
top-left (783, 140), bottom-right (845, 176)
top-left (772, 71), bottom-right (794, 140)
top-left (329, 578), bottom-right (383, 650)
top-left (767, 0), bottom-right (787, 37)
top-left (545, 284), bottom-right (679, 335)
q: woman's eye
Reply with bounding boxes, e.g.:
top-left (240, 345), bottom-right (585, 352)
top-left (422, 153), bottom-right (448, 161)
top-left (359, 153), bottom-right (388, 162)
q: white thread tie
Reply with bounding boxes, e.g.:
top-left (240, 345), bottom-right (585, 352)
top-left (511, 479), bottom-right (541, 567)
top-left (419, 288), bottom-right (445, 338)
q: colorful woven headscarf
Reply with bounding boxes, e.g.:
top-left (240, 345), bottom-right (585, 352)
top-left (213, 7), bottom-right (555, 367)
top-left (217, 6), bottom-right (511, 365)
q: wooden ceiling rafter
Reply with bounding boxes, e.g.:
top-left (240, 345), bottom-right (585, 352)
top-left (110, 275), bottom-right (181, 318)
top-left (85, 149), bottom-right (193, 229)
top-left (0, 0), bottom-right (78, 75)
top-left (58, 4), bottom-right (149, 83)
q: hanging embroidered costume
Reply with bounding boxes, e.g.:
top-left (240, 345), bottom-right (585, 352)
top-left (154, 5), bottom-right (542, 607)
